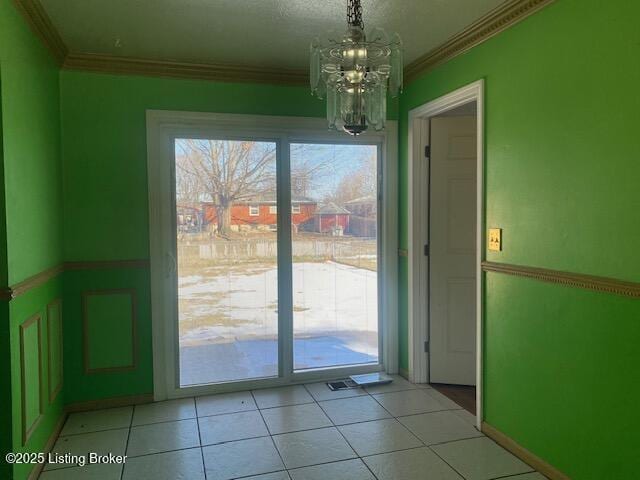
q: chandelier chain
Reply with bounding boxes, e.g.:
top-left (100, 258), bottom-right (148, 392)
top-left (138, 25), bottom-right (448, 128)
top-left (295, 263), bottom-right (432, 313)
top-left (347, 0), bottom-right (364, 29)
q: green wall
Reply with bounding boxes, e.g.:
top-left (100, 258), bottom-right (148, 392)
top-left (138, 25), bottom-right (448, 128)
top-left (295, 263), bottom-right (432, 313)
top-left (1, 1), bottom-right (65, 479)
top-left (0, 2), bottom-right (63, 285)
top-left (484, 273), bottom-right (639, 479)
top-left (0, 69), bottom-right (11, 480)
top-left (398, 0), bottom-right (640, 478)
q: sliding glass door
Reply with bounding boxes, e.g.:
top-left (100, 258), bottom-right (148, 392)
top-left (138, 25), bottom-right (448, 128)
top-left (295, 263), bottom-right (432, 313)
top-left (151, 114), bottom-right (392, 394)
top-left (175, 138), bottom-right (279, 386)
top-left (290, 144), bottom-right (380, 371)
top-left (173, 138), bottom-right (381, 387)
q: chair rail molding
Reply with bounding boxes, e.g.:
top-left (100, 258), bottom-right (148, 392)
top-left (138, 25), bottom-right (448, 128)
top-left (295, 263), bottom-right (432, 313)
top-left (482, 261), bottom-right (640, 298)
top-left (0, 260), bottom-right (151, 302)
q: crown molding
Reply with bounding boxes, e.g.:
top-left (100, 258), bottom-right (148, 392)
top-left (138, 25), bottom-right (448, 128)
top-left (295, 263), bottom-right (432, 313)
top-left (404, 0), bottom-right (557, 82)
top-left (482, 261), bottom-right (640, 299)
top-left (63, 53), bottom-right (309, 86)
top-left (12, 0), bottom-right (68, 64)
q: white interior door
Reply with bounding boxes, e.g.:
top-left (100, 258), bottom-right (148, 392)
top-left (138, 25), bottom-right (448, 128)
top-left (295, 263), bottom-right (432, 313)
top-left (429, 115), bottom-right (477, 385)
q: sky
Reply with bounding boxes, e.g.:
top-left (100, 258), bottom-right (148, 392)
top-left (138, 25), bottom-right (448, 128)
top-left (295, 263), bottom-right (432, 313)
top-left (291, 143), bottom-right (377, 200)
top-left (175, 139), bottom-right (377, 202)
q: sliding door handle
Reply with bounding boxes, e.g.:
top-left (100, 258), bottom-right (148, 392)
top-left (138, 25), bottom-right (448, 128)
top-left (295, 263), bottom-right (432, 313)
top-left (165, 252), bottom-right (177, 278)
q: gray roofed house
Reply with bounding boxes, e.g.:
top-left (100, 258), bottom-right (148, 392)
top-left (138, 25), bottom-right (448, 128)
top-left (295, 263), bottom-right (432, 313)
top-left (315, 202), bottom-right (350, 215)
top-left (313, 202), bottom-right (350, 235)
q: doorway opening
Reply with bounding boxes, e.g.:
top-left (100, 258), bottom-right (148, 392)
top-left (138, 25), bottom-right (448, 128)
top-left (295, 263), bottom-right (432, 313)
top-left (407, 80), bottom-right (484, 425)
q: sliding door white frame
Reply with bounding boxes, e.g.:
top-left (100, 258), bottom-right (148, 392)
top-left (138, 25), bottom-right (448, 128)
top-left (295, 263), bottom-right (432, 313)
top-left (147, 111), bottom-right (398, 400)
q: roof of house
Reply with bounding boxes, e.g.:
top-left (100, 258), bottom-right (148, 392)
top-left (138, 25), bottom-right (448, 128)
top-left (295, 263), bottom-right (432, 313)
top-left (345, 195), bottom-right (377, 205)
top-left (177, 203), bottom-right (203, 212)
top-left (201, 194), bottom-right (316, 206)
top-left (233, 194), bottom-right (316, 205)
top-left (315, 202), bottom-right (350, 215)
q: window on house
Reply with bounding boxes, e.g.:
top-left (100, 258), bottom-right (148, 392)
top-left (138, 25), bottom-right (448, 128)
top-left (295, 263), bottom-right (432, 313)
top-left (291, 204), bottom-right (301, 214)
top-left (269, 205), bottom-right (277, 214)
top-left (249, 205), bottom-right (259, 216)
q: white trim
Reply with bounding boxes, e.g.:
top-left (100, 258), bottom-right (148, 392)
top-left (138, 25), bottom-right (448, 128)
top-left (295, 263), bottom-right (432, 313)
top-left (147, 111), bottom-right (398, 400)
top-left (382, 122), bottom-right (399, 375)
top-left (407, 80), bottom-right (484, 429)
top-left (249, 205), bottom-right (260, 216)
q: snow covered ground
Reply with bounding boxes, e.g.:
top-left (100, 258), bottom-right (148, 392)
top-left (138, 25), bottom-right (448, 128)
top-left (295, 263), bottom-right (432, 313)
top-left (178, 261), bottom-right (379, 384)
top-left (179, 261), bottom-right (378, 341)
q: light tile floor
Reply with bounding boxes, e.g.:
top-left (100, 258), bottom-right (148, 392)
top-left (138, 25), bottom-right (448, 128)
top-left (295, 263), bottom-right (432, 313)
top-left (39, 376), bottom-right (546, 480)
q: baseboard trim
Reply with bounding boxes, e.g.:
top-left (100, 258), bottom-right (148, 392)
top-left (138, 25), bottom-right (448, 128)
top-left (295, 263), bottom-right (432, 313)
top-left (27, 412), bottom-right (67, 480)
top-left (481, 422), bottom-right (571, 480)
top-left (65, 393), bottom-right (154, 413)
top-left (25, 395), bottom-right (153, 478)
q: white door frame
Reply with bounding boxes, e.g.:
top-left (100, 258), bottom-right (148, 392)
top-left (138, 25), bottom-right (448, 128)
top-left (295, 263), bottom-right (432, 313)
top-left (146, 111), bottom-right (398, 400)
top-left (407, 80), bottom-right (484, 428)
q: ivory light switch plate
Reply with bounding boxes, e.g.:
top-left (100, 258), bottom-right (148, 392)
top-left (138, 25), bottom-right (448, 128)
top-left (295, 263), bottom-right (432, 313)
top-left (488, 228), bottom-right (502, 251)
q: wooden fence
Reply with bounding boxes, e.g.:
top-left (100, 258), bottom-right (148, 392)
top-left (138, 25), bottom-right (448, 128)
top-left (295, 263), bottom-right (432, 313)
top-left (178, 239), bottom-right (376, 262)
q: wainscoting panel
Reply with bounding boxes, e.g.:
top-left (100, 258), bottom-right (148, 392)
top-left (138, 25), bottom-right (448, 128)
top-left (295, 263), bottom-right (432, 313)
top-left (19, 314), bottom-right (43, 445)
top-left (82, 289), bottom-right (137, 374)
top-left (64, 265), bottom-right (151, 404)
top-left (46, 299), bottom-right (63, 402)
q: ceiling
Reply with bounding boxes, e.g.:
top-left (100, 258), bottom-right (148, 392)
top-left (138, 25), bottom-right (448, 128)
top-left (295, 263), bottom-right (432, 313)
top-left (39, 0), bottom-right (505, 71)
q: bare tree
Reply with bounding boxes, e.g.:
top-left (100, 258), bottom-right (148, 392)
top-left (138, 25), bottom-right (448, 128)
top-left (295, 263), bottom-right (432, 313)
top-left (326, 153), bottom-right (377, 206)
top-left (176, 139), bottom-right (276, 235)
top-left (175, 153), bottom-right (203, 205)
top-left (290, 144), bottom-right (333, 198)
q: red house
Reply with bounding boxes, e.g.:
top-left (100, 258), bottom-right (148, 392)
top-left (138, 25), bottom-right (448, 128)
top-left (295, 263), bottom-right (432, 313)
top-left (314, 202), bottom-right (350, 235)
top-left (202, 196), bottom-right (316, 232)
